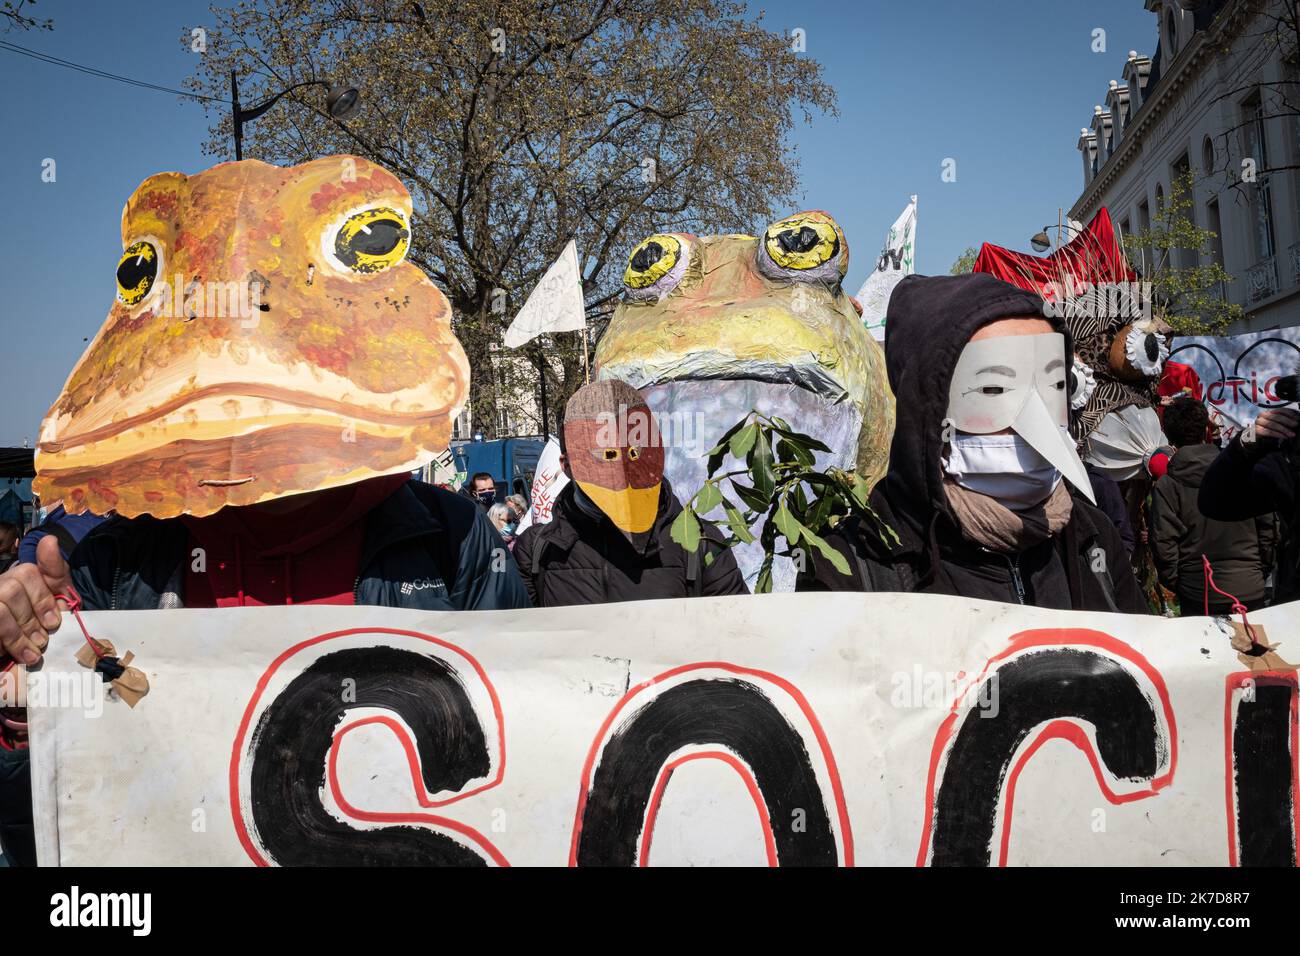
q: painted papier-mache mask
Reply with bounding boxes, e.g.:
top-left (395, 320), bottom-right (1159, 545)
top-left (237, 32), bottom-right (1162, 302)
top-left (35, 156), bottom-right (470, 518)
top-left (563, 379), bottom-right (665, 552)
top-left (594, 210), bottom-right (895, 587)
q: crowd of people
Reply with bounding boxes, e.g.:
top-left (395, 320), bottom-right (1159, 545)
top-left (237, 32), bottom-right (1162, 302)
top-left (0, 271), bottom-right (1294, 866)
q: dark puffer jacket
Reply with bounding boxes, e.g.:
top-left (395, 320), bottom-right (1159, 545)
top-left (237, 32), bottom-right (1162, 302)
top-left (1152, 443), bottom-right (1275, 610)
top-left (1199, 434), bottom-right (1300, 604)
top-left (513, 479), bottom-right (748, 607)
top-left (797, 273), bottom-right (1147, 613)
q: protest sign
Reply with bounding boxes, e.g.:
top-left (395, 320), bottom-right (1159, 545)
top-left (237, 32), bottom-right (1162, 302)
top-left (1169, 328), bottom-right (1300, 441)
top-left (27, 593), bottom-right (1300, 866)
top-left (514, 436), bottom-right (568, 534)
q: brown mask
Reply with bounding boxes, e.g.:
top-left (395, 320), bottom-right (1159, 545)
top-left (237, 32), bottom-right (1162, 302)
top-left (563, 379), bottom-right (664, 549)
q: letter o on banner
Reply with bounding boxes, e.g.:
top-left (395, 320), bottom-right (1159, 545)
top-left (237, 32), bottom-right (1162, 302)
top-left (570, 662), bottom-right (853, 866)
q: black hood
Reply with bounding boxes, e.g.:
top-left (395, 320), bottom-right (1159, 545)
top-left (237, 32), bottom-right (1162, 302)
top-left (879, 273), bottom-right (1066, 542)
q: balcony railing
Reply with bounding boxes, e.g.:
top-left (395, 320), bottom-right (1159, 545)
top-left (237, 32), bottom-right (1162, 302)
top-left (1246, 256), bottom-right (1278, 303)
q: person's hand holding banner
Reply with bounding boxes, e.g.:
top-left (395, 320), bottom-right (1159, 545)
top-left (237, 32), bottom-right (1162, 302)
top-left (0, 535), bottom-right (72, 668)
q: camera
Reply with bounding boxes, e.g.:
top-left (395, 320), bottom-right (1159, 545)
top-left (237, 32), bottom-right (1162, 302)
top-left (1274, 374), bottom-right (1300, 404)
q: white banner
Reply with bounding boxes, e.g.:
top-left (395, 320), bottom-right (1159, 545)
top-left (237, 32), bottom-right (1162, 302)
top-left (855, 197), bottom-right (917, 342)
top-left (1169, 327), bottom-right (1300, 442)
top-left (25, 594), bottom-right (1300, 866)
top-left (503, 240), bottom-right (587, 348)
top-left (514, 436), bottom-right (567, 534)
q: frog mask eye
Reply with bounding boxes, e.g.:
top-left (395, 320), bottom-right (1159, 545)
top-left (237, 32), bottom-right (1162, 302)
top-left (756, 212), bottom-right (847, 284)
top-left (116, 238), bottom-right (164, 307)
top-left (623, 234), bottom-right (690, 301)
top-left (325, 206), bottom-right (410, 274)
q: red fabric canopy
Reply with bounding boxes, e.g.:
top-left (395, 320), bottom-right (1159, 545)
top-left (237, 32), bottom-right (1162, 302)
top-left (972, 208), bottom-right (1135, 300)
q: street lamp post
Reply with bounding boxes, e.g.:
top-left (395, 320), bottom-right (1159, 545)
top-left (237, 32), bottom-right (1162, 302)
top-left (230, 70), bottom-right (360, 160)
top-left (1030, 208), bottom-right (1068, 253)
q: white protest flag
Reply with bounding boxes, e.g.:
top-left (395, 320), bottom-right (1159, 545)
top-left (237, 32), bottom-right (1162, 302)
top-left (503, 239), bottom-right (587, 348)
top-left (514, 435), bottom-right (568, 534)
top-left (855, 196), bottom-right (917, 342)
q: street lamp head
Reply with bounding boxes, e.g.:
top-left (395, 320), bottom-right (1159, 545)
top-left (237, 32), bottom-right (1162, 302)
top-left (1030, 231), bottom-right (1052, 253)
top-left (326, 83), bottom-right (360, 120)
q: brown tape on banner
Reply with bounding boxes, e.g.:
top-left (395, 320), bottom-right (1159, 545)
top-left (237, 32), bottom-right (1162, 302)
top-left (73, 637), bottom-right (116, 669)
top-left (74, 639), bottom-right (150, 708)
top-left (1229, 623), bottom-right (1298, 672)
top-left (112, 652), bottom-right (150, 709)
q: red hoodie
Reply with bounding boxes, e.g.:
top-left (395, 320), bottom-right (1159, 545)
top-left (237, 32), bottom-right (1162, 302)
top-left (181, 474), bottom-right (411, 608)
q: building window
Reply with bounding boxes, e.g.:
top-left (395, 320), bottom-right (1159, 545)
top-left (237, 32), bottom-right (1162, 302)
top-left (1164, 9), bottom-right (1177, 55)
top-left (1241, 90), bottom-right (1277, 262)
top-left (1136, 199), bottom-right (1152, 273)
top-left (1205, 199), bottom-right (1224, 266)
top-left (1202, 136), bottom-right (1215, 176)
top-left (1172, 154), bottom-right (1195, 268)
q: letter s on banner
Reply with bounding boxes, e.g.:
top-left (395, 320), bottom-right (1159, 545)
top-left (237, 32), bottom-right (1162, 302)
top-left (917, 629), bottom-right (1177, 866)
top-left (570, 662), bottom-right (853, 866)
top-left (230, 628), bottom-right (508, 866)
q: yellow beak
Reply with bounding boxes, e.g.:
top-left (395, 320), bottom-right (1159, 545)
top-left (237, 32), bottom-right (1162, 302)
top-left (577, 481), bottom-right (660, 533)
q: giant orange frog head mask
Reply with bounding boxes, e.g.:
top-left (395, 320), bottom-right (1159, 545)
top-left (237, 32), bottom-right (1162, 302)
top-left (34, 156), bottom-right (469, 519)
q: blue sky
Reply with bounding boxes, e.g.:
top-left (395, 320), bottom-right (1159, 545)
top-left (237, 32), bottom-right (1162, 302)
top-left (0, 0), bottom-right (1157, 446)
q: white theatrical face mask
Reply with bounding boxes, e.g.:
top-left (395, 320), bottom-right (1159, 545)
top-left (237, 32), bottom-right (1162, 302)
top-left (945, 331), bottom-right (1095, 504)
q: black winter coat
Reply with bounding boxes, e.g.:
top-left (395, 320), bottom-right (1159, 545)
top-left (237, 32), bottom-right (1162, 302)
top-left (513, 480), bottom-right (748, 607)
top-left (1151, 443), bottom-right (1274, 609)
top-left (68, 480), bottom-right (529, 612)
top-left (1199, 435), bottom-right (1296, 602)
top-left (797, 273), bottom-right (1147, 613)
top-left (798, 489), bottom-right (1146, 611)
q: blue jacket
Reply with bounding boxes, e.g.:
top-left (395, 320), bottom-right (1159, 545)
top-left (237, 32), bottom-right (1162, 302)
top-left (18, 505), bottom-right (107, 564)
top-left (69, 481), bottom-right (530, 612)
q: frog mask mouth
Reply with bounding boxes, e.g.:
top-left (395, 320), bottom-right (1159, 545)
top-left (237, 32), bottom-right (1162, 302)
top-left (34, 157), bottom-right (469, 519)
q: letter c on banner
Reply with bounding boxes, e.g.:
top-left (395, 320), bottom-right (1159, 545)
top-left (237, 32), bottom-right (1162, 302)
top-left (570, 662), bottom-right (853, 866)
top-left (230, 628), bottom-right (508, 866)
top-left (917, 629), bottom-right (1177, 866)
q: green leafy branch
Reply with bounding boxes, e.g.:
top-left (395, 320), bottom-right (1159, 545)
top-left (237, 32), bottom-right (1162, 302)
top-left (669, 410), bottom-right (896, 593)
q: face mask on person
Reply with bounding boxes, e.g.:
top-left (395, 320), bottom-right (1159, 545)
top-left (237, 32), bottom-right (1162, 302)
top-left (943, 432), bottom-right (1064, 510)
top-left (563, 378), bottom-right (665, 551)
top-left (475, 489), bottom-right (496, 507)
top-left (945, 331), bottom-right (1095, 505)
